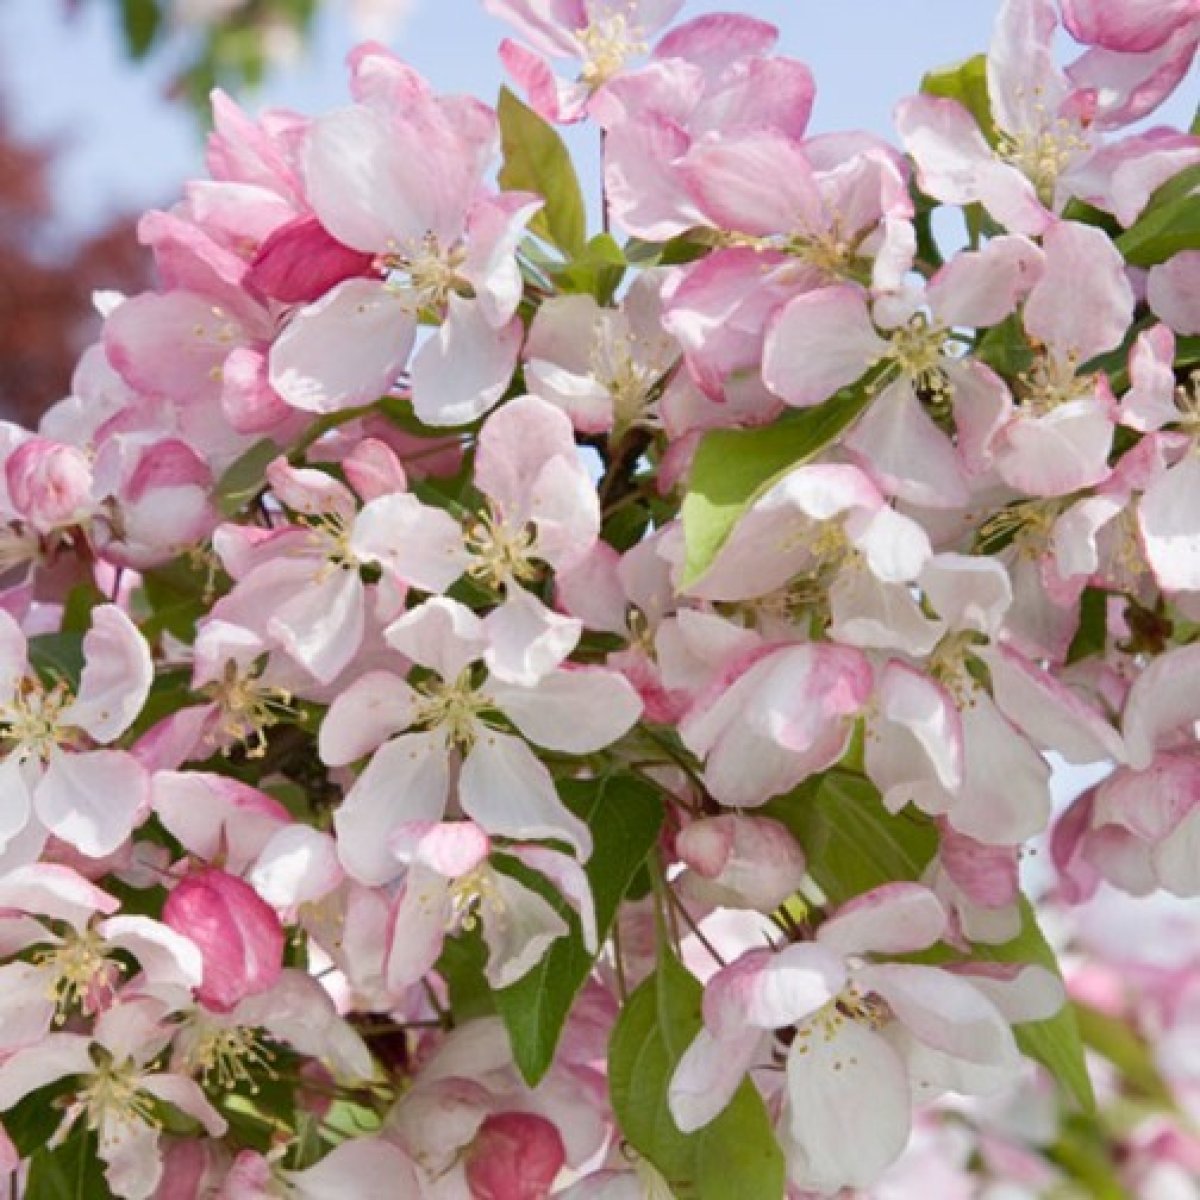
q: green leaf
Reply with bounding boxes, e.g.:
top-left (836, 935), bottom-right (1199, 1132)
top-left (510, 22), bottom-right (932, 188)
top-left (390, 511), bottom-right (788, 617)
top-left (28, 631), bottom-right (85, 689)
top-left (26, 1124), bottom-right (113, 1199)
top-left (680, 377), bottom-right (878, 588)
top-left (498, 87), bottom-right (587, 257)
top-left (1066, 587), bottom-right (1108, 665)
top-left (976, 313), bottom-right (1034, 378)
top-left (921, 54), bottom-right (996, 144)
top-left (61, 583), bottom-right (109, 634)
top-left (553, 233), bottom-right (626, 303)
top-left (119, 0), bottom-right (162, 57)
top-left (609, 952), bottom-right (786, 1199)
top-left (495, 774), bottom-right (664, 1085)
top-left (216, 438), bottom-right (280, 518)
top-left (764, 770), bottom-right (938, 906)
top-left (984, 901), bottom-right (1095, 1113)
top-left (1075, 1001), bottom-right (1173, 1105)
top-left (140, 554), bottom-right (217, 642)
top-left (1116, 164), bottom-right (1200, 267)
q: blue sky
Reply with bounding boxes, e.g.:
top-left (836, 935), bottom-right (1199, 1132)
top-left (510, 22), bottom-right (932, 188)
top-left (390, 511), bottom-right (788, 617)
top-left (0, 0), bottom-right (1008, 238)
top-left (2, 1), bottom-right (1194, 241)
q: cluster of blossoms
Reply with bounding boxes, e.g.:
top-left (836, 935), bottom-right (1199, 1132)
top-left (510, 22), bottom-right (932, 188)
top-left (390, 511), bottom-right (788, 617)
top-left (0, 0), bottom-right (1198, 1194)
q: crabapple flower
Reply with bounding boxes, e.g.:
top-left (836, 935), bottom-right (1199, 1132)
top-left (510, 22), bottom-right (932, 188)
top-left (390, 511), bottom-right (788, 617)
top-left (322, 596), bottom-right (641, 884)
top-left (669, 884), bottom-right (1061, 1192)
top-left (486, 0), bottom-right (685, 123)
top-left (0, 998), bottom-right (227, 1200)
top-left (0, 605), bottom-right (151, 861)
top-left (269, 55), bottom-right (539, 425)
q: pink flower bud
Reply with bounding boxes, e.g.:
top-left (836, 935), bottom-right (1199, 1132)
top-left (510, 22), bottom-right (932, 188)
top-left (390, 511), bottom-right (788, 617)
top-left (463, 1112), bottom-right (565, 1200)
top-left (677, 815), bottom-right (807, 913)
top-left (163, 868), bottom-right (284, 1013)
top-left (5, 438), bottom-right (92, 532)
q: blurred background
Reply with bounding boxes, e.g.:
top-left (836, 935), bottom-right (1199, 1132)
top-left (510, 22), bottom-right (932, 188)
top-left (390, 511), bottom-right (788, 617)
top-left (0, 0), bottom-right (1191, 427)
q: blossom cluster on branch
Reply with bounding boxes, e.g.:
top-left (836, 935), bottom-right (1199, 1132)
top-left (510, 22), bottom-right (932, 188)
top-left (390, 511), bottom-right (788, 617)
top-left (0, 0), bottom-right (1198, 1195)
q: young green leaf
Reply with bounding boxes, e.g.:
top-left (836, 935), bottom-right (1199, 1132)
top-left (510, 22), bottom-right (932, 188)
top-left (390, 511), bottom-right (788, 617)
top-left (498, 87), bottom-right (587, 257)
top-left (920, 53), bottom-right (996, 145)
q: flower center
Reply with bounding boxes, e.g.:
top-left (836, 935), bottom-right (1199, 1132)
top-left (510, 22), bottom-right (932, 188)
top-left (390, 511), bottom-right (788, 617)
top-left (413, 671), bottom-right (492, 750)
top-left (375, 233), bottom-right (467, 314)
top-left (885, 316), bottom-right (953, 399)
top-left (590, 326), bottom-right (670, 437)
top-left (449, 865), bottom-right (506, 933)
top-left (977, 499), bottom-right (1059, 560)
top-left (1018, 353), bottom-right (1094, 417)
top-left (996, 108), bottom-right (1088, 205)
top-left (34, 928), bottom-right (120, 1024)
top-left (464, 510), bottom-right (540, 591)
top-left (205, 663), bottom-right (298, 759)
top-left (1, 676), bottom-right (74, 763)
top-left (76, 1063), bottom-right (160, 1148)
top-left (184, 1022), bottom-right (277, 1092)
top-left (578, 11), bottom-right (645, 87)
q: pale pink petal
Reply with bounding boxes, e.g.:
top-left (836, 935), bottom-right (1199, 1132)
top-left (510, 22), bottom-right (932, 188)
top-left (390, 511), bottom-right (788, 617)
top-left (846, 379), bottom-right (969, 510)
top-left (785, 1019), bottom-right (911, 1192)
top-left (483, 587), bottom-right (581, 685)
top-left (920, 553), bottom-right (1013, 636)
top-left (141, 1074), bottom-right (228, 1137)
top-left (490, 666), bottom-right (642, 753)
top-left (333, 732), bottom-right (450, 884)
top-left (508, 844), bottom-right (597, 951)
top-left (857, 962), bottom-right (1018, 1067)
top-left (319, 670), bottom-right (419, 766)
top-left (0, 862), bottom-right (117, 927)
top-left (249, 826), bottom-right (343, 908)
top-left (981, 643), bottom-right (1124, 764)
top-left (351, 492), bottom-right (469, 594)
top-left (995, 397), bottom-right (1115, 497)
top-left (459, 732), bottom-right (592, 858)
top-left (988, 0), bottom-right (1067, 134)
top-left (385, 597), bottom-right (487, 680)
top-left (1147, 251), bottom-right (1200, 336)
top-left (926, 235), bottom-right (1044, 328)
top-left (818, 883), bottom-right (947, 957)
top-left (668, 1025), bottom-right (763, 1133)
top-left (284, 1138), bottom-right (421, 1200)
top-left (410, 299), bottom-right (522, 427)
top-left (63, 605), bottom-right (153, 743)
top-left (948, 962), bottom-right (1065, 1023)
top-left (1023, 221), bottom-right (1135, 362)
top-left (481, 871), bottom-right (570, 987)
top-left (703, 944), bottom-right (847, 1038)
top-left (270, 279), bottom-right (415, 414)
top-left (1123, 643), bottom-right (1200, 769)
top-left (98, 915), bottom-right (204, 991)
top-left (36, 748), bottom-right (148, 858)
top-left (384, 866), bottom-right (453, 992)
top-left (1062, 0), bottom-right (1196, 51)
top-left (0, 1034), bottom-right (94, 1109)
top-left (1137, 451), bottom-right (1200, 592)
top-left (762, 285), bottom-right (884, 408)
top-left (268, 567), bottom-right (365, 685)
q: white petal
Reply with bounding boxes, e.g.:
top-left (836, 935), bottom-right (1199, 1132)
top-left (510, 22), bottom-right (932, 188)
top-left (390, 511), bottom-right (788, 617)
top-left (36, 749), bottom-right (148, 858)
top-left (352, 493), bottom-right (469, 594)
top-left (319, 670), bottom-right (418, 766)
top-left (333, 732), bottom-right (449, 885)
top-left (668, 1026), bottom-right (762, 1133)
top-left (63, 605), bottom-right (152, 743)
top-left (459, 733), bottom-right (592, 858)
top-left (483, 587), bottom-right (581, 685)
top-left (490, 667), bottom-right (642, 753)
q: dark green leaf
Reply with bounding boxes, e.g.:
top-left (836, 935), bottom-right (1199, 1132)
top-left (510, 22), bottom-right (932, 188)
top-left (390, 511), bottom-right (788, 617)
top-left (216, 438), bottom-right (280, 518)
top-left (28, 632), bottom-right (85, 689)
top-left (1116, 164), bottom-right (1200, 267)
top-left (119, 0), bottom-right (162, 57)
top-left (921, 54), bottom-right (996, 144)
top-left (1067, 588), bottom-right (1108, 665)
top-left (609, 952), bottom-right (786, 1199)
top-left (764, 770), bottom-right (938, 905)
top-left (680, 376), bottom-right (879, 587)
top-left (495, 775), bottom-right (664, 1085)
top-left (976, 313), bottom-right (1034, 378)
top-left (498, 87), bottom-right (587, 256)
top-left (25, 1124), bottom-right (112, 1199)
top-left (140, 554), bottom-right (217, 642)
top-left (61, 584), bottom-right (109, 635)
